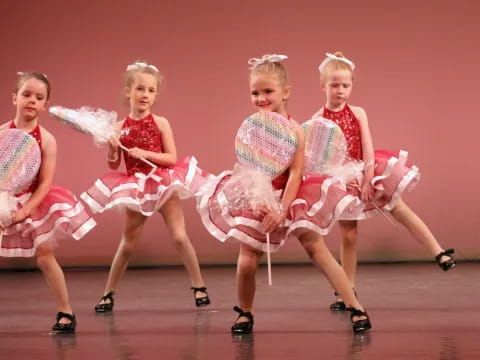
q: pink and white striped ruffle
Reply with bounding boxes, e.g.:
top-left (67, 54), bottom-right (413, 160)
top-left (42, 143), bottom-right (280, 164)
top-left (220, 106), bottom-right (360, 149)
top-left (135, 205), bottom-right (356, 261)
top-left (0, 185), bottom-right (96, 257)
top-left (342, 149), bottom-right (420, 220)
top-left (196, 170), bottom-right (362, 253)
top-left (81, 156), bottom-right (209, 216)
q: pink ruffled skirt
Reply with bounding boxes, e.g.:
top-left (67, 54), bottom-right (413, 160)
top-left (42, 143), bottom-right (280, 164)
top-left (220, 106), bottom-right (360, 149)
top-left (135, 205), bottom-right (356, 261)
top-left (341, 149), bottom-right (420, 220)
top-left (0, 185), bottom-right (97, 257)
top-left (81, 156), bottom-right (208, 216)
top-left (196, 170), bottom-right (363, 253)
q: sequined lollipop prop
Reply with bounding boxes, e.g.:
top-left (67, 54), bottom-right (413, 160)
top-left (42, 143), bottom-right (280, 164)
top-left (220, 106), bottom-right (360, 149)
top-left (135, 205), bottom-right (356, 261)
top-left (302, 117), bottom-right (348, 175)
top-left (49, 106), bottom-right (157, 169)
top-left (235, 111), bottom-right (298, 285)
top-left (0, 129), bottom-right (41, 230)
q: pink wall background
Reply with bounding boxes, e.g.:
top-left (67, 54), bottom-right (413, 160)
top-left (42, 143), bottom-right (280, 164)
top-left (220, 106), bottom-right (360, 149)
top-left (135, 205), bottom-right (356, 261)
top-left (0, 0), bottom-right (478, 268)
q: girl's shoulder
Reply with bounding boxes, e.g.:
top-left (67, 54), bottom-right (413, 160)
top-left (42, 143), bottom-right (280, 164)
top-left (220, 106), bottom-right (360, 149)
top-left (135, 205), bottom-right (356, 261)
top-left (115, 118), bottom-right (126, 129)
top-left (151, 114), bottom-right (170, 130)
top-left (38, 125), bottom-right (56, 144)
top-left (311, 107), bottom-right (324, 119)
top-left (349, 104), bottom-right (368, 120)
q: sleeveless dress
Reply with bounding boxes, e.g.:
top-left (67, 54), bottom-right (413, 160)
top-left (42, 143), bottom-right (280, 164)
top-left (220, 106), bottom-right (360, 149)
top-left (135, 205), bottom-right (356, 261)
top-left (319, 104), bottom-right (420, 219)
top-left (196, 115), bottom-right (363, 253)
top-left (81, 114), bottom-right (207, 215)
top-left (0, 122), bottom-right (97, 257)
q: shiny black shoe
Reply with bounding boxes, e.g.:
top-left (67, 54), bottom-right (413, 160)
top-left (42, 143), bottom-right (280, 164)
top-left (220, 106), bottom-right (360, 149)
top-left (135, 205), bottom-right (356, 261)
top-left (231, 306), bottom-right (254, 335)
top-left (347, 307), bottom-right (371, 334)
top-left (435, 249), bottom-right (456, 271)
top-left (330, 292), bottom-right (347, 311)
top-left (94, 291), bottom-right (115, 313)
top-left (52, 312), bottom-right (76, 334)
top-left (191, 287), bottom-right (211, 307)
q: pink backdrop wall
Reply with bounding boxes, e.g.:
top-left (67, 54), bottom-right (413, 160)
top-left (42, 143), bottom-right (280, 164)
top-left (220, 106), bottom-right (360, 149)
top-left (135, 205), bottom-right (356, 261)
top-left (0, 0), bottom-right (478, 268)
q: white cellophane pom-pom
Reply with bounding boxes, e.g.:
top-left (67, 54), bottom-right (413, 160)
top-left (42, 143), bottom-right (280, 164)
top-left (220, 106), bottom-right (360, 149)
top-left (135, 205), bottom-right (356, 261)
top-left (49, 106), bottom-right (118, 146)
top-left (0, 191), bottom-right (16, 227)
top-left (76, 107), bottom-right (117, 145)
top-left (324, 160), bottom-right (364, 185)
top-left (222, 164), bottom-right (281, 214)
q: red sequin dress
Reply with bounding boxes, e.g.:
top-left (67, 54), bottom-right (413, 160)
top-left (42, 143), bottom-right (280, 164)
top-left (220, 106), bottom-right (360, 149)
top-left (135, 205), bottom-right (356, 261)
top-left (196, 115), bottom-right (363, 253)
top-left (319, 104), bottom-right (420, 219)
top-left (1, 122), bottom-right (97, 257)
top-left (81, 114), bottom-right (207, 215)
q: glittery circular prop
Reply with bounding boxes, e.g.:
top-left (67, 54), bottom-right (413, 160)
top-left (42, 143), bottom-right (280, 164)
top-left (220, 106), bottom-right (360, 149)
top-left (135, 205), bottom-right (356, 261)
top-left (302, 117), bottom-right (347, 174)
top-left (49, 106), bottom-right (117, 145)
top-left (0, 129), bottom-right (41, 191)
top-left (235, 112), bottom-right (298, 178)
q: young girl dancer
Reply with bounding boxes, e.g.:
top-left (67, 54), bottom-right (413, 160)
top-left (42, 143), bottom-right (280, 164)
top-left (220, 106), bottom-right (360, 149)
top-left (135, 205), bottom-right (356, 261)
top-left (1, 72), bottom-right (96, 333)
top-left (197, 55), bottom-right (371, 334)
top-left (313, 52), bottom-right (456, 311)
top-left (81, 62), bottom-right (210, 312)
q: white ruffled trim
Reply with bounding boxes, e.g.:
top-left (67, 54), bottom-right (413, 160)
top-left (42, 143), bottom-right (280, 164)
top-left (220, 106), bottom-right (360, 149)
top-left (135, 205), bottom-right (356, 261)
top-left (196, 170), bottom-right (289, 253)
top-left (81, 157), bottom-right (200, 216)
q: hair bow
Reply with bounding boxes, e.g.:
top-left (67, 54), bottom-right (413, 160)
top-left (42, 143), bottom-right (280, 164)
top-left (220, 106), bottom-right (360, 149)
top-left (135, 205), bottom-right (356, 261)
top-left (126, 62), bottom-right (159, 72)
top-left (17, 71), bottom-right (48, 78)
top-left (318, 53), bottom-right (355, 72)
top-left (248, 54), bottom-right (288, 69)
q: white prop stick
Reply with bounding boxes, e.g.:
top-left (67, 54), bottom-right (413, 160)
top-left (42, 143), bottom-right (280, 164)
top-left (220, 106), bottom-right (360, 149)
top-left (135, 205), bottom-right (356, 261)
top-left (266, 233), bottom-right (272, 285)
top-left (118, 143), bottom-right (157, 169)
top-left (354, 184), bottom-right (400, 231)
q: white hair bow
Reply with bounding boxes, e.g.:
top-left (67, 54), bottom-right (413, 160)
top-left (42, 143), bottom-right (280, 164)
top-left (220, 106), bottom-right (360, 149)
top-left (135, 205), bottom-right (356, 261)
top-left (17, 71), bottom-right (48, 78)
top-left (126, 62), bottom-right (159, 72)
top-left (248, 54), bottom-right (288, 69)
top-left (318, 53), bottom-right (355, 72)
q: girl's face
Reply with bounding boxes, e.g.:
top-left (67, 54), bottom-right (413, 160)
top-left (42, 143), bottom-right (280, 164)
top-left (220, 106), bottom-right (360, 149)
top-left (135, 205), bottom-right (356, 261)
top-left (249, 72), bottom-right (290, 116)
top-left (322, 69), bottom-right (353, 108)
top-left (12, 78), bottom-right (48, 121)
top-left (125, 72), bottom-right (158, 115)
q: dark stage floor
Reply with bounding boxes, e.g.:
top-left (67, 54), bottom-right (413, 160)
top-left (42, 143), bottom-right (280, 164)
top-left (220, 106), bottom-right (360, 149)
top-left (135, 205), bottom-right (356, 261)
top-left (1, 263), bottom-right (478, 359)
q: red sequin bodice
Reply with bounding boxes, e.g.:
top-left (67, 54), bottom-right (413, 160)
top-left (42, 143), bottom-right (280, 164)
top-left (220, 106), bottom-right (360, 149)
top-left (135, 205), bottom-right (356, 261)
top-left (323, 105), bottom-right (363, 160)
top-left (10, 121), bottom-right (42, 194)
top-left (120, 114), bottom-right (163, 175)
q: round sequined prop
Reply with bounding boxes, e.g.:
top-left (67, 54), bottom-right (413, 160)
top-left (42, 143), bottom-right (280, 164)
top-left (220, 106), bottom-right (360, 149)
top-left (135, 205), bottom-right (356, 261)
top-left (0, 129), bottom-right (41, 191)
top-left (235, 111), bottom-right (298, 178)
top-left (302, 117), bottom-right (347, 174)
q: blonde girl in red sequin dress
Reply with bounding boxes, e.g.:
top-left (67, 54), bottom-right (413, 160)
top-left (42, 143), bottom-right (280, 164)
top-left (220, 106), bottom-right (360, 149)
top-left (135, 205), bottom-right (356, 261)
top-left (1, 72), bottom-right (97, 333)
top-left (313, 52), bottom-right (456, 311)
top-left (81, 62), bottom-right (210, 312)
top-left (198, 55), bottom-right (371, 334)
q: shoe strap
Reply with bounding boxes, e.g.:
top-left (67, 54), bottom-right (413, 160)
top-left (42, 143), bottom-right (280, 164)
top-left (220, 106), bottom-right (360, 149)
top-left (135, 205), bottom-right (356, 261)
top-left (347, 307), bottom-right (367, 319)
top-left (56, 312), bottom-right (75, 322)
top-left (101, 291), bottom-right (115, 302)
top-left (233, 306), bottom-right (253, 322)
top-left (435, 249), bottom-right (455, 262)
top-left (191, 287), bottom-right (207, 294)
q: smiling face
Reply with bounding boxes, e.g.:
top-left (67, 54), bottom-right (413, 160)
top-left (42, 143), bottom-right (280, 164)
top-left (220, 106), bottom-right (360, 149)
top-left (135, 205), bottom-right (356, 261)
top-left (125, 72), bottom-right (158, 118)
top-left (12, 78), bottom-right (49, 122)
top-left (322, 68), bottom-right (353, 109)
top-left (249, 72), bottom-right (290, 116)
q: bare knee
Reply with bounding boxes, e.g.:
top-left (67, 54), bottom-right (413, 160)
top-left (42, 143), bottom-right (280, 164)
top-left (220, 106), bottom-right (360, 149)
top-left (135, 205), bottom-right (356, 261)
top-left (35, 246), bottom-right (57, 271)
top-left (340, 221), bottom-right (358, 248)
top-left (237, 246), bottom-right (262, 278)
top-left (170, 231), bottom-right (189, 250)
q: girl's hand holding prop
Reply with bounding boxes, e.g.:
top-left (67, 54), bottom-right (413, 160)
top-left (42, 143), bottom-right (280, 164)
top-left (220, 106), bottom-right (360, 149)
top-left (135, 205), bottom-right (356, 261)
top-left (233, 111), bottom-right (298, 285)
top-left (302, 117), bottom-right (398, 229)
top-left (48, 106), bottom-right (157, 169)
top-left (0, 129), bottom-right (41, 232)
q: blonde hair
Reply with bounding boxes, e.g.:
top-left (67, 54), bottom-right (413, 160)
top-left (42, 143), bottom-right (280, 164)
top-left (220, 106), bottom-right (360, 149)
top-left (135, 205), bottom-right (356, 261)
top-left (123, 60), bottom-right (164, 90)
top-left (249, 54), bottom-right (289, 87)
top-left (319, 51), bottom-right (354, 83)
